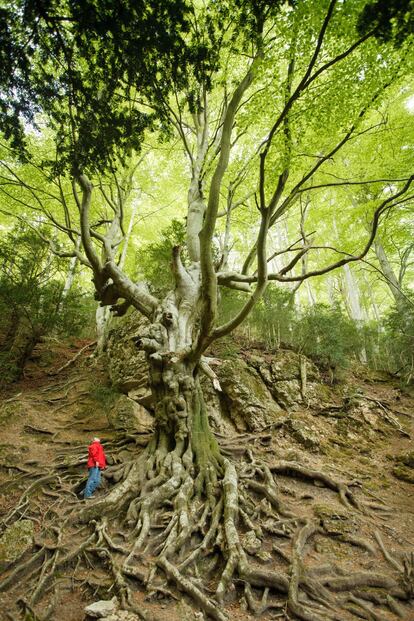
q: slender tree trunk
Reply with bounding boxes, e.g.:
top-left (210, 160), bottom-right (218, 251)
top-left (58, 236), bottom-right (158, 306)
top-left (339, 264), bottom-right (367, 363)
top-left (95, 305), bottom-right (111, 353)
top-left (59, 237), bottom-right (82, 308)
top-left (341, 264), bottom-right (366, 322)
top-left (361, 272), bottom-right (381, 322)
top-left (95, 197), bottom-right (139, 354)
top-left (374, 240), bottom-right (405, 311)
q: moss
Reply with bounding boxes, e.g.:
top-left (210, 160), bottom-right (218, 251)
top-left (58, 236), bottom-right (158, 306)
top-left (392, 465), bottom-right (414, 484)
top-left (90, 385), bottom-right (119, 409)
top-left (0, 402), bottom-right (24, 423)
top-left (395, 451), bottom-right (414, 468)
top-left (314, 504), bottom-right (348, 520)
top-left (0, 519), bottom-right (34, 566)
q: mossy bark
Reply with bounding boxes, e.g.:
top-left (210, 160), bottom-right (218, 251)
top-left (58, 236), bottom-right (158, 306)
top-left (146, 356), bottom-right (221, 478)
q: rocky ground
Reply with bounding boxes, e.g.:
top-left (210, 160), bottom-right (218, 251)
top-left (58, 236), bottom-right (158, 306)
top-left (0, 321), bottom-right (414, 621)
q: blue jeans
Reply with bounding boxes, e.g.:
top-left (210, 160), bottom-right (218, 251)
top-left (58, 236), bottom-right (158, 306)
top-left (84, 467), bottom-right (101, 498)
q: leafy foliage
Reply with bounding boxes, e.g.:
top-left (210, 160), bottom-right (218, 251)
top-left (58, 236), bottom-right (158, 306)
top-left (381, 295), bottom-right (414, 383)
top-left (358, 0), bottom-right (414, 44)
top-left (1, 0), bottom-right (288, 174)
top-left (135, 219), bottom-right (187, 294)
top-left (294, 303), bottom-right (362, 369)
top-left (0, 224), bottom-right (94, 381)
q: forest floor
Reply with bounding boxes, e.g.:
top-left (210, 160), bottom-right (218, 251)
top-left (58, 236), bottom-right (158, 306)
top-left (0, 338), bottom-right (414, 621)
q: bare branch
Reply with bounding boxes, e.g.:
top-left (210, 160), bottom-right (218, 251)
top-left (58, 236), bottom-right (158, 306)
top-left (262, 178), bottom-right (413, 284)
top-left (194, 50), bottom-right (264, 357)
top-left (295, 177), bottom-right (413, 194)
top-left (76, 174), bottom-right (102, 277)
top-left (104, 259), bottom-right (158, 319)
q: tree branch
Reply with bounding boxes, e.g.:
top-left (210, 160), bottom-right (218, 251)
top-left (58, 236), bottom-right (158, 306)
top-left (193, 50), bottom-right (263, 357)
top-left (249, 178), bottom-right (414, 284)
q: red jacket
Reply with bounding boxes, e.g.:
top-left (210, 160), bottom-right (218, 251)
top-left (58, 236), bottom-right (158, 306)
top-left (87, 441), bottom-right (107, 469)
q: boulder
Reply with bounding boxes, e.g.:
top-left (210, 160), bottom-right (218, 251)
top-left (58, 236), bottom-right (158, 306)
top-left (0, 519), bottom-right (34, 568)
top-left (270, 350), bottom-right (303, 381)
top-left (249, 349), bottom-right (321, 410)
top-left (108, 395), bottom-right (153, 433)
top-left (84, 597), bottom-right (118, 619)
top-left (127, 387), bottom-right (153, 409)
top-left (286, 416), bottom-right (320, 450)
top-left (271, 379), bottom-right (301, 409)
top-left (106, 313), bottom-right (150, 395)
top-left (314, 504), bottom-right (358, 536)
top-left (217, 358), bottom-right (283, 431)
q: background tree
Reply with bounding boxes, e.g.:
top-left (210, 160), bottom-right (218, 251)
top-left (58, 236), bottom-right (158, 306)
top-left (0, 223), bottom-right (91, 381)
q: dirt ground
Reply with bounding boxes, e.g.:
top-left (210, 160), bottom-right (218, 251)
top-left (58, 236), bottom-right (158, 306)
top-left (0, 340), bottom-right (413, 621)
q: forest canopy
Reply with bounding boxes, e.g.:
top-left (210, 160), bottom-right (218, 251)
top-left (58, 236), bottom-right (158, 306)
top-left (0, 0), bottom-right (412, 362)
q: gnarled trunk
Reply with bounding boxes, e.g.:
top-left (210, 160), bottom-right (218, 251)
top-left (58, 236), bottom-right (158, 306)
top-left (147, 356), bottom-right (221, 480)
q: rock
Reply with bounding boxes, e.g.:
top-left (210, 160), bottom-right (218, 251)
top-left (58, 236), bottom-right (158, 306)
top-left (314, 504), bottom-right (357, 536)
top-left (106, 312), bottom-right (151, 396)
top-left (252, 349), bottom-right (319, 382)
top-left (271, 379), bottom-right (301, 409)
top-left (250, 349), bottom-right (324, 410)
top-left (127, 387), bottom-right (152, 409)
top-left (108, 395), bottom-right (153, 433)
top-left (286, 416), bottom-right (320, 450)
top-left (84, 597), bottom-right (118, 618)
top-left (217, 359), bottom-right (282, 431)
top-left (270, 351), bottom-right (303, 381)
top-left (242, 530), bottom-right (262, 555)
top-left (256, 549), bottom-right (272, 562)
top-left (104, 612), bottom-right (140, 621)
top-left (0, 519), bottom-right (34, 568)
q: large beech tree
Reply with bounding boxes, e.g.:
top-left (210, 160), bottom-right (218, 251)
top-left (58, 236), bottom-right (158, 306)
top-left (1, 1), bottom-right (414, 619)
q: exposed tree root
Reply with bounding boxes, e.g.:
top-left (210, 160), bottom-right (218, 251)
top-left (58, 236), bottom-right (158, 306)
top-left (1, 434), bottom-right (413, 621)
top-left (47, 341), bottom-right (96, 376)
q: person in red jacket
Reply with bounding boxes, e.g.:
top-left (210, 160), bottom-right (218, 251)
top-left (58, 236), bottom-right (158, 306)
top-left (84, 437), bottom-right (107, 499)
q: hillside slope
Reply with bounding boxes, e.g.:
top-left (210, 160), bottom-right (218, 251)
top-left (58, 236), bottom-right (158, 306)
top-left (0, 338), bottom-right (413, 621)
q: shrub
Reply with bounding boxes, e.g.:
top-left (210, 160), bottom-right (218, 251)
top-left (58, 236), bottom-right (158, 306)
top-left (293, 303), bottom-right (361, 369)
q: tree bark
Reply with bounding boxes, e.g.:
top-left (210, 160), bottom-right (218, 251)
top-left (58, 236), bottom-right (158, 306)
top-left (339, 264), bottom-right (367, 363)
top-left (374, 240), bottom-right (406, 312)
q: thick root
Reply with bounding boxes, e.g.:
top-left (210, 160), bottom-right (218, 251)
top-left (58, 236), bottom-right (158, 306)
top-left (1, 442), bottom-right (413, 621)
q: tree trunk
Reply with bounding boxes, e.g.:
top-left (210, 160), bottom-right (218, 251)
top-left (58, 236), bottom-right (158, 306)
top-left (5, 316), bottom-right (40, 382)
top-left (0, 308), bottom-right (19, 353)
top-left (374, 240), bottom-right (406, 311)
top-left (59, 237), bottom-right (82, 307)
top-left (146, 356), bottom-right (221, 485)
top-left (95, 305), bottom-right (111, 354)
top-left (340, 264), bottom-right (367, 363)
